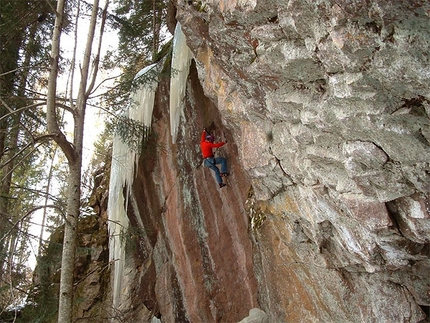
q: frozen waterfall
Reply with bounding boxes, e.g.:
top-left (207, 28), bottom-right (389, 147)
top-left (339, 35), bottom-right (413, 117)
top-left (108, 63), bottom-right (158, 309)
top-left (108, 22), bottom-right (193, 311)
top-left (170, 22), bottom-right (193, 143)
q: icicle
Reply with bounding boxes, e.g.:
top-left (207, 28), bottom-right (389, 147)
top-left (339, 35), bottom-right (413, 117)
top-left (131, 63), bottom-right (159, 139)
top-left (108, 62), bottom-right (158, 309)
top-left (170, 22), bottom-right (193, 143)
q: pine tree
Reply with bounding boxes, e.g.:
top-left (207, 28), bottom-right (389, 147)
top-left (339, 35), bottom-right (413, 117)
top-left (102, 0), bottom-right (170, 148)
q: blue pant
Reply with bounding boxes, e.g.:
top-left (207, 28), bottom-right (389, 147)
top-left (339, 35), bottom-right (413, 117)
top-left (204, 157), bottom-right (227, 184)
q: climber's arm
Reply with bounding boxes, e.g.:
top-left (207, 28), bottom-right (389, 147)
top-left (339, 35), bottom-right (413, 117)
top-left (212, 142), bottom-right (226, 148)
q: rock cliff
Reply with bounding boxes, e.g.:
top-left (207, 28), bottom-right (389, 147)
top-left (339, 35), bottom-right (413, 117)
top-left (113, 1), bottom-right (430, 322)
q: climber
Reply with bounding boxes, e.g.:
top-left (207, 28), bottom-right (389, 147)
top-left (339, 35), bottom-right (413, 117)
top-left (200, 128), bottom-right (229, 188)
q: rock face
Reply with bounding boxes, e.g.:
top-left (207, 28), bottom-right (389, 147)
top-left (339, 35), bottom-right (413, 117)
top-left (115, 0), bottom-right (430, 322)
top-left (116, 66), bottom-right (258, 323)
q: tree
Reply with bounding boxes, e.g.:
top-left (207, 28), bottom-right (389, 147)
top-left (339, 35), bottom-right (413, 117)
top-left (45, 0), bottom-right (109, 321)
top-left (0, 0), bottom-right (58, 312)
top-left (106, 0), bottom-right (168, 75)
top-left (102, 0), bottom-right (170, 135)
top-left (1, 0), bottom-right (171, 319)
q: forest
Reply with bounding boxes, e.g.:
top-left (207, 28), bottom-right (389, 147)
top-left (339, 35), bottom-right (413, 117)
top-left (0, 0), bottom-right (171, 321)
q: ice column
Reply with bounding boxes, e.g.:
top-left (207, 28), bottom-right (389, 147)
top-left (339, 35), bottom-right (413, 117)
top-left (170, 22), bottom-right (193, 143)
top-left (108, 63), bottom-right (158, 309)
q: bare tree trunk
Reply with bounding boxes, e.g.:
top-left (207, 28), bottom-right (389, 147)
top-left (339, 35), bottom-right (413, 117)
top-left (152, 0), bottom-right (157, 60)
top-left (38, 147), bottom-right (58, 257)
top-left (58, 162), bottom-right (80, 323)
top-left (45, 1), bottom-right (75, 321)
top-left (45, 0), bottom-right (108, 321)
top-left (152, 0), bottom-right (163, 60)
top-left (46, 0), bottom-right (75, 160)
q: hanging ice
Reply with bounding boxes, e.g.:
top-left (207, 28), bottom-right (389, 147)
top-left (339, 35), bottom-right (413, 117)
top-left (133, 63), bottom-right (159, 130)
top-left (108, 22), bottom-right (192, 310)
top-left (170, 22), bottom-right (193, 143)
top-left (108, 62), bottom-right (158, 309)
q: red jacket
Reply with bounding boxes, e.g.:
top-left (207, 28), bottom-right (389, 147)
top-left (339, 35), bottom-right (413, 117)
top-left (200, 130), bottom-right (225, 158)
